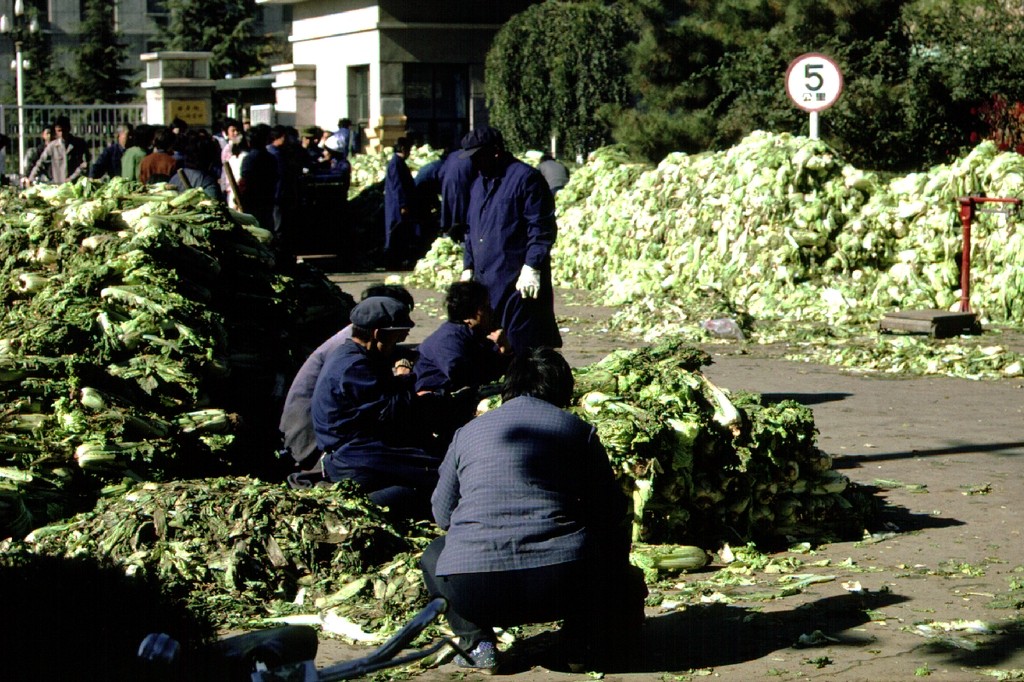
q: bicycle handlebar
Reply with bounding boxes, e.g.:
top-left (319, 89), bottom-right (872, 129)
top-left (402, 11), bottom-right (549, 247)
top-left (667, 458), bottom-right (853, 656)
top-left (249, 597), bottom-right (451, 682)
top-left (313, 597), bottom-right (448, 681)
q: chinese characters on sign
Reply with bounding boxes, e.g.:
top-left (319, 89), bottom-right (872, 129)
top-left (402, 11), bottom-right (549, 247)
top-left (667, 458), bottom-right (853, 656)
top-left (785, 53), bottom-right (844, 113)
top-left (785, 53), bottom-right (844, 140)
top-left (168, 100), bottom-right (210, 126)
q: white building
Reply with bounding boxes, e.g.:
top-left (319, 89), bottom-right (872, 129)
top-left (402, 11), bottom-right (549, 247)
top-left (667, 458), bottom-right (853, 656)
top-left (258, 0), bottom-right (539, 151)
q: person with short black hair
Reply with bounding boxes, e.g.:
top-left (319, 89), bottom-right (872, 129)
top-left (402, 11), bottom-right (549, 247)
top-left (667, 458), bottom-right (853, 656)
top-left (219, 118), bottom-right (245, 194)
top-left (239, 123), bottom-right (277, 232)
top-left (414, 280), bottom-right (510, 397)
top-left (267, 124), bottom-right (299, 249)
top-left (439, 150), bottom-right (475, 242)
top-left (383, 136), bottom-right (417, 267)
top-left (139, 127), bottom-right (178, 184)
top-left (333, 118), bottom-right (355, 158)
top-left (169, 129), bottom-right (224, 200)
top-left (26, 115), bottom-right (91, 185)
top-left (23, 126), bottom-right (53, 184)
top-left (420, 348), bottom-right (646, 673)
top-left (121, 124), bottom-right (153, 182)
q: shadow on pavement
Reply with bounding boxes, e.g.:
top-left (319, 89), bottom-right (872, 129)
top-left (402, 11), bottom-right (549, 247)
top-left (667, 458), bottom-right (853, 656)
top-left (501, 592), bottom-right (909, 674)
top-left (927, 617), bottom-right (1024, 670)
top-left (833, 441), bottom-right (1024, 467)
top-left (759, 391), bottom-right (853, 406)
top-left (847, 482), bottom-right (966, 534)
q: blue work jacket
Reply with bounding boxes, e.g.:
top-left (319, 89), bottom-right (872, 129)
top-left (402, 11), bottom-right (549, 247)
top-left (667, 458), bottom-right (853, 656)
top-left (384, 152), bottom-right (415, 232)
top-left (463, 156), bottom-right (561, 351)
top-left (440, 154), bottom-right (475, 230)
top-left (413, 321), bottom-right (508, 395)
top-left (311, 340), bottom-right (441, 486)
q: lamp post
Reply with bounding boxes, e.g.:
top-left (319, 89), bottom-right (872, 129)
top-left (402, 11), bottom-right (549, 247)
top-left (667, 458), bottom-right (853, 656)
top-left (0, 0), bottom-right (39, 179)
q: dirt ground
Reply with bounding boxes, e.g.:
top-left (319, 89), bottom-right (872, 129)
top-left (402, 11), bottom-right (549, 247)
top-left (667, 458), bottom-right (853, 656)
top-left (307, 270), bottom-right (1024, 682)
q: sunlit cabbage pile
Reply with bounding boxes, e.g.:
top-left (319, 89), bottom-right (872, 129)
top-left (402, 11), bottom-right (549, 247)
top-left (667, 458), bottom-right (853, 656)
top-left (570, 340), bottom-right (875, 547)
top-left (0, 178), bottom-right (353, 539)
top-left (405, 133), bottom-right (1024, 378)
top-left (343, 145), bottom-right (442, 264)
top-left (348, 144), bottom-right (441, 196)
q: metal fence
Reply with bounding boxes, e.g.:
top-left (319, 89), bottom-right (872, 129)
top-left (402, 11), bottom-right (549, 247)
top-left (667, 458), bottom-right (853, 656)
top-left (0, 103), bottom-right (148, 179)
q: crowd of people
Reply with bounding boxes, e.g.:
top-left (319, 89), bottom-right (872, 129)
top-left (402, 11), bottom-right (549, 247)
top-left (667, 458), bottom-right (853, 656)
top-left (11, 115), bottom-right (572, 275)
top-left (16, 116), bottom-right (360, 257)
top-left (280, 126), bottom-right (635, 673)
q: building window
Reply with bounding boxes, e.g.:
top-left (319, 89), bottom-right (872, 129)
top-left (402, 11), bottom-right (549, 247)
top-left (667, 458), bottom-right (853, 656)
top-left (403, 63), bottom-right (469, 151)
top-left (146, 0), bottom-right (167, 15)
top-left (348, 65), bottom-right (370, 127)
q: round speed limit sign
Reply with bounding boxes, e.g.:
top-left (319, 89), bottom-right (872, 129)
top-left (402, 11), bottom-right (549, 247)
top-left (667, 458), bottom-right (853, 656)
top-left (785, 53), bottom-right (843, 112)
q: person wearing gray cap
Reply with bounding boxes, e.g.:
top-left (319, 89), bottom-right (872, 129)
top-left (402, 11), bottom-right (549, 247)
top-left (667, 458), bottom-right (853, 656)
top-left (310, 296), bottom-right (444, 519)
top-left (457, 126), bottom-right (562, 353)
top-left (279, 285), bottom-right (415, 476)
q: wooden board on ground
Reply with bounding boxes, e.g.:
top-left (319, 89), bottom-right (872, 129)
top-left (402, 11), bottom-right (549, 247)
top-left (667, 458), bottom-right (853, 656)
top-left (878, 308), bottom-right (980, 338)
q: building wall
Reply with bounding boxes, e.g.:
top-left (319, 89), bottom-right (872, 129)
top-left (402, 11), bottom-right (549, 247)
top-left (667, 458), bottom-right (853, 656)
top-left (282, 0), bottom-right (538, 147)
top-left (289, 2), bottom-right (380, 132)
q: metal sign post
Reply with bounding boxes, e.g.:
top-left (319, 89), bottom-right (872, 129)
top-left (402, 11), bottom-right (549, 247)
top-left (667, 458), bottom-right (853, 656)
top-left (879, 195), bottom-right (1019, 338)
top-left (785, 53), bottom-right (844, 139)
top-left (956, 196), bottom-right (1020, 313)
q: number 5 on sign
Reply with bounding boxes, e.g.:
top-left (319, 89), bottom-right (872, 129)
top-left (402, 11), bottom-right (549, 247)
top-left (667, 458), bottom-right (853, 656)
top-left (785, 53), bottom-right (843, 139)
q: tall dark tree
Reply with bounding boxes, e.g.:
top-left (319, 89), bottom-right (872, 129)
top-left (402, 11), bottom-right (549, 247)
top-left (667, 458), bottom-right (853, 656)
top-left (607, 0), bottom-right (1024, 171)
top-left (485, 1), bottom-right (634, 158)
top-left (158, 0), bottom-right (267, 80)
top-left (607, 0), bottom-right (918, 168)
top-left (902, 0), bottom-right (1024, 157)
top-left (17, 6), bottom-right (63, 103)
top-left (68, 0), bottom-right (133, 103)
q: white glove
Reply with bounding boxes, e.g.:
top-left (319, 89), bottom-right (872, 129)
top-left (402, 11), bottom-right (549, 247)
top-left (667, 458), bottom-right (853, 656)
top-left (515, 264), bottom-right (541, 299)
top-left (460, 268), bottom-right (474, 282)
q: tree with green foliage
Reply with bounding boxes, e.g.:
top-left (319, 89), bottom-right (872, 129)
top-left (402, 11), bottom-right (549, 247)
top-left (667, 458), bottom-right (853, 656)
top-left (485, 1), bottom-right (634, 158)
top-left (17, 7), bottom-right (65, 103)
top-left (902, 0), bottom-right (1024, 156)
top-left (606, 0), bottom-right (919, 169)
top-left (605, 0), bottom-right (1024, 171)
top-left (0, 3), bottom-right (67, 104)
top-left (67, 0), bottom-right (133, 103)
top-left (157, 0), bottom-right (267, 80)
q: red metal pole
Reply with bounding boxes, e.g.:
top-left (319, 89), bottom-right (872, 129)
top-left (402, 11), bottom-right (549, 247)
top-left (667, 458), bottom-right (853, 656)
top-left (957, 197), bottom-right (974, 313)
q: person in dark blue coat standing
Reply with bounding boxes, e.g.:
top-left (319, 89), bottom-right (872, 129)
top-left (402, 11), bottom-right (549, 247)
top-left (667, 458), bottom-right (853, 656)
top-left (459, 126), bottom-right (562, 354)
top-left (239, 124), bottom-right (278, 234)
top-left (439, 151), bottom-right (475, 241)
top-left (383, 137), bottom-right (417, 267)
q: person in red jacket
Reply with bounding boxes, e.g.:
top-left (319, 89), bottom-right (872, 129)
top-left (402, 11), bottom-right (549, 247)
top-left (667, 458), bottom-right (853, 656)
top-left (139, 127), bottom-right (178, 184)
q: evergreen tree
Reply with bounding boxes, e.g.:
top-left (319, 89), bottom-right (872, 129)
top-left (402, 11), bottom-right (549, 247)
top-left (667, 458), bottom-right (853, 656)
top-left (0, 3), bottom-right (65, 103)
top-left (68, 0), bottom-right (132, 103)
top-left (484, 1), bottom-right (634, 158)
top-left (607, 0), bottom-right (1024, 170)
top-left (157, 0), bottom-right (266, 79)
top-left (607, 0), bottom-right (917, 167)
